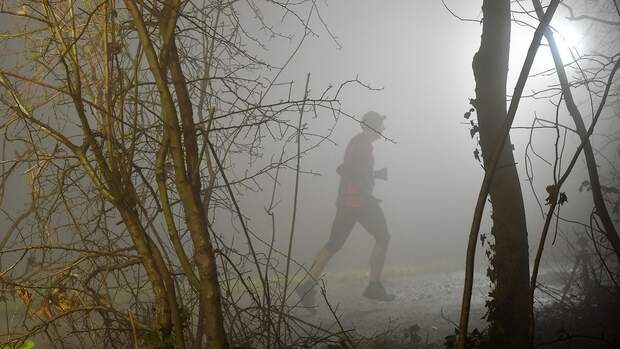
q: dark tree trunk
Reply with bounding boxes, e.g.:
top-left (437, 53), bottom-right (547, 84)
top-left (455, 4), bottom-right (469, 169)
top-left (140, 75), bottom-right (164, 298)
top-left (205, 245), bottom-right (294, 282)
top-left (473, 1), bottom-right (532, 347)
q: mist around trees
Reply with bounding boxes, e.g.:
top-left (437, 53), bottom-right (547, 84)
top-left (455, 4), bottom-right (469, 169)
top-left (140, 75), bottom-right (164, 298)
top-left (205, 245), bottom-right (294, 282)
top-left (0, 0), bottom-right (619, 348)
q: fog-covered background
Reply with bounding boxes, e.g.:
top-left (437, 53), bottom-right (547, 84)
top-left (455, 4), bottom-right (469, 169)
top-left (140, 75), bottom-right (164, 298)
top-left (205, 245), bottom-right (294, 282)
top-left (212, 0), bottom-right (614, 276)
top-left (1, 0), bottom-right (618, 346)
top-left (1, 0), bottom-right (614, 277)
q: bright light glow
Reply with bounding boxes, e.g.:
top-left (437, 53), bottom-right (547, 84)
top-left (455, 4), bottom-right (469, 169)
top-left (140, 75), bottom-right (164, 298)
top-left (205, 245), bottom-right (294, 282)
top-left (550, 18), bottom-right (582, 60)
top-left (510, 17), bottom-right (584, 74)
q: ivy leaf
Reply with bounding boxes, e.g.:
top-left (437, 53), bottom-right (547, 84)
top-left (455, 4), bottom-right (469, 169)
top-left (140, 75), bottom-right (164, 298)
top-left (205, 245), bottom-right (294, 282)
top-left (470, 125), bottom-right (479, 138)
top-left (20, 339), bottom-right (35, 349)
top-left (464, 111), bottom-right (471, 119)
top-left (558, 192), bottom-right (568, 205)
top-left (474, 149), bottom-right (480, 162)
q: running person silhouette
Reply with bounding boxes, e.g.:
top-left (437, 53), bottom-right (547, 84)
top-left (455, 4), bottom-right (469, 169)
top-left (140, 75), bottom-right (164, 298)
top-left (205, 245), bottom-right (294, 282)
top-left (297, 111), bottom-right (394, 309)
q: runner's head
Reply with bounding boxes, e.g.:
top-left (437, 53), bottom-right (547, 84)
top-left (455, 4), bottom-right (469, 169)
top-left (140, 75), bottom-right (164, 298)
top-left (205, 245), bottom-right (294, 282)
top-left (361, 111), bottom-right (386, 139)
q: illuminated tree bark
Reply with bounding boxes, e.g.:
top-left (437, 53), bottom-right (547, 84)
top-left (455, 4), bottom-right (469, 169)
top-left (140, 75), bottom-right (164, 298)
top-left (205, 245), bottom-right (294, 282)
top-left (123, 1), bottom-right (229, 347)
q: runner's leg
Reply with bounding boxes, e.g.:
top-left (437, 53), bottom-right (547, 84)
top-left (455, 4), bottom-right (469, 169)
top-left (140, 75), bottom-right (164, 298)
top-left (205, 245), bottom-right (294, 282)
top-left (358, 201), bottom-right (390, 283)
top-left (307, 206), bottom-right (357, 281)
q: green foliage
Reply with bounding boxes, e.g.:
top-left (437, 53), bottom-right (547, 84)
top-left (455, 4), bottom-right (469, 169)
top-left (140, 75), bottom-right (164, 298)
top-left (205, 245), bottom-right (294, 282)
top-left (20, 340), bottom-right (34, 349)
top-left (1, 339), bottom-right (35, 349)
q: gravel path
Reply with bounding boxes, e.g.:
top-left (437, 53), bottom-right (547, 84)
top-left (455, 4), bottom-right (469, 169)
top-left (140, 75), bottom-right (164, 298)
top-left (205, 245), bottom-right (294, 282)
top-left (294, 271), bottom-right (491, 343)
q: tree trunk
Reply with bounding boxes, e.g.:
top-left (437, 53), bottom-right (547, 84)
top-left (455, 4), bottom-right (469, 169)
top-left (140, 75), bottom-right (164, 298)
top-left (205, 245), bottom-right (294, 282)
top-left (117, 202), bottom-right (174, 347)
top-left (123, 1), bottom-right (230, 347)
top-left (473, 1), bottom-right (532, 347)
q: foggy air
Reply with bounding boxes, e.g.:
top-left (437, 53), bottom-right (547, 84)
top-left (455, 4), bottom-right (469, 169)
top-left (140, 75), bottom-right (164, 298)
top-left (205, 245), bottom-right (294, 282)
top-left (0, 1), bottom-right (618, 348)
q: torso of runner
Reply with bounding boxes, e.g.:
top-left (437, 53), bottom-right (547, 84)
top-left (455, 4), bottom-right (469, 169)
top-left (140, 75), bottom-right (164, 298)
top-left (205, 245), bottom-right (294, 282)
top-left (336, 133), bottom-right (375, 208)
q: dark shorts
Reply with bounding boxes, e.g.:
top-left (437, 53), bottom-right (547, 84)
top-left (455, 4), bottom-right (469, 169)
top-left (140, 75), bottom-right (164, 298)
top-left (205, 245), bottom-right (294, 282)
top-left (325, 199), bottom-right (390, 251)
